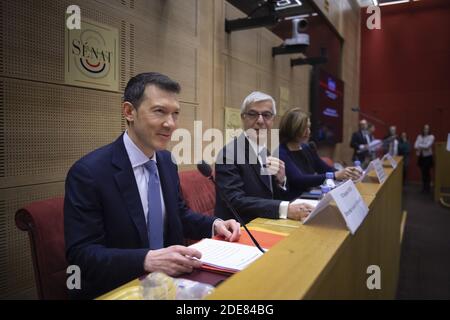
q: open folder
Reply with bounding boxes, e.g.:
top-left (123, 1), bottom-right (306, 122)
top-left (189, 228), bottom-right (286, 274)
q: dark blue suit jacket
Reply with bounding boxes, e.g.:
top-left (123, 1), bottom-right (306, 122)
top-left (279, 143), bottom-right (336, 201)
top-left (214, 134), bottom-right (288, 224)
top-left (350, 130), bottom-right (369, 162)
top-left (64, 134), bottom-right (215, 299)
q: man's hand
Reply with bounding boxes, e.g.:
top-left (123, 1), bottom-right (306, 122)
top-left (266, 156), bottom-right (286, 185)
top-left (214, 219), bottom-right (241, 242)
top-left (335, 167), bottom-right (362, 181)
top-left (143, 245), bottom-right (202, 276)
top-left (287, 202), bottom-right (315, 221)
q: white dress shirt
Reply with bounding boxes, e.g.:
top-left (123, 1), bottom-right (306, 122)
top-left (124, 131), bottom-right (219, 236)
top-left (245, 134), bottom-right (289, 219)
top-left (123, 132), bottom-right (166, 224)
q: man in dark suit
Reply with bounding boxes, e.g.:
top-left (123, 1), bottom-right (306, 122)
top-left (214, 91), bottom-right (314, 224)
top-left (350, 119), bottom-right (371, 163)
top-left (64, 72), bottom-right (240, 299)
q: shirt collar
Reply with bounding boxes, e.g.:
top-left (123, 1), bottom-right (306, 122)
top-left (123, 131), bottom-right (156, 169)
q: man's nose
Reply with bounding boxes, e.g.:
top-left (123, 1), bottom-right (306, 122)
top-left (256, 114), bottom-right (265, 125)
top-left (164, 114), bottom-right (177, 129)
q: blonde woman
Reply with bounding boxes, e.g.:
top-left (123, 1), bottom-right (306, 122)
top-left (279, 108), bottom-right (361, 200)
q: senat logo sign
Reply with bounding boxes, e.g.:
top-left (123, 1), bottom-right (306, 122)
top-left (71, 30), bottom-right (112, 79)
top-left (65, 17), bottom-right (119, 91)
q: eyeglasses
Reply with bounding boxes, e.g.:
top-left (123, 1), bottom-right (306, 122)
top-left (243, 111), bottom-right (274, 121)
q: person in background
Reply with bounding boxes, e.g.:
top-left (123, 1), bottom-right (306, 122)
top-left (214, 92), bottom-right (315, 224)
top-left (350, 119), bottom-right (371, 163)
top-left (414, 124), bottom-right (435, 193)
top-left (397, 132), bottom-right (410, 184)
top-left (279, 108), bottom-right (361, 200)
top-left (383, 125), bottom-right (399, 156)
top-left (367, 123), bottom-right (379, 161)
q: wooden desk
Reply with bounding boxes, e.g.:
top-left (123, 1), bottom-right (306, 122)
top-left (434, 142), bottom-right (450, 206)
top-left (208, 157), bottom-right (403, 299)
top-left (99, 157), bottom-right (403, 300)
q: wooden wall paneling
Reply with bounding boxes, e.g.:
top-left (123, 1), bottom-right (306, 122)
top-left (132, 28), bottom-right (199, 104)
top-left (0, 0), bottom-right (124, 87)
top-left (212, 0), bottom-right (225, 132)
top-left (0, 78), bottom-right (122, 189)
top-left (224, 56), bottom-right (258, 111)
top-left (340, 1), bottom-right (361, 164)
top-left (197, 0), bottom-right (215, 130)
top-left (223, 3), bottom-right (259, 66)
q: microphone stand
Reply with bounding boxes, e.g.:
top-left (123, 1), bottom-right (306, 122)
top-left (207, 175), bottom-right (266, 254)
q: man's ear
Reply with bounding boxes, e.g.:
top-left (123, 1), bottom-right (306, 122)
top-left (122, 102), bottom-right (135, 123)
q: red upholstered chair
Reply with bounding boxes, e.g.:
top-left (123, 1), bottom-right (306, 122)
top-left (15, 197), bottom-right (68, 300)
top-left (179, 170), bottom-right (216, 216)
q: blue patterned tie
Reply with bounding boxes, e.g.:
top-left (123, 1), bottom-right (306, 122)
top-left (143, 160), bottom-right (164, 250)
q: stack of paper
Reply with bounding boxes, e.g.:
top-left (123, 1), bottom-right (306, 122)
top-left (189, 238), bottom-right (264, 273)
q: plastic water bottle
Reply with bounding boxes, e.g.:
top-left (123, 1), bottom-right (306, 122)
top-left (325, 172), bottom-right (336, 189)
top-left (320, 185), bottom-right (331, 199)
top-left (354, 160), bottom-right (363, 173)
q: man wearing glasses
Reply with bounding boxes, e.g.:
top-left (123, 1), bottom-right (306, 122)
top-left (214, 91), bottom-right (314, 224)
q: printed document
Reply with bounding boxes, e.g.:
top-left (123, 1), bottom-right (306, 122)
top-left (189, 238), bottom-right (264, 272)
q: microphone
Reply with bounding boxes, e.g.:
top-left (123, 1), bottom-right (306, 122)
top-left (197, 161), bottom-right (266, 254)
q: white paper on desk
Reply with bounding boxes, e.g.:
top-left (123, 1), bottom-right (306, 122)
top-left (189, 238), bottom-right (264, 272)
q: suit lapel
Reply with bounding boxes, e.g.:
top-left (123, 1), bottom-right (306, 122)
top-left (111, 135), bottom-right (148, 247)
top-left (155, 152), bottom-right (177, 244)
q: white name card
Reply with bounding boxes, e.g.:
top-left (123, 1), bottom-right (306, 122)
top-left (356, 158), bottom-right (386, 184)
top-left (330, 180), bottom-right (369, 234)
top-left (381, 153), bottom-right (398, 168)
top-left (372, 158), bottom-right (387, 183)
top-left (296, 180), bottom-right (369, 234)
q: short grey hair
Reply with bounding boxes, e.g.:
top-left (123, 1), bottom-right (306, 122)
top-left (241, 91), bottom-right (277, 115)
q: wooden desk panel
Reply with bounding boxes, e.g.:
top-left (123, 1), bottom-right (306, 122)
top-left (98, 158), bottom-right (403, 300)
top-left (208, 158), bottom-right (403, 299)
